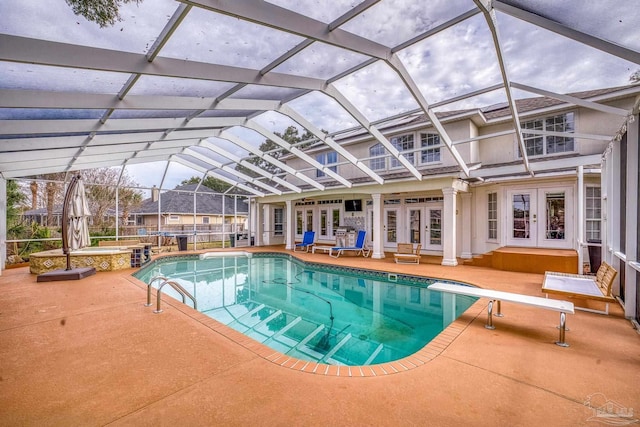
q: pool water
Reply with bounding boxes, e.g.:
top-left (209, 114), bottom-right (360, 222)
top-left (135, 253), bottom-right (476, 366)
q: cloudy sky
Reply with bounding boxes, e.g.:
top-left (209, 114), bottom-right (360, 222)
top-left (1, 0), bottom-right (638, 189)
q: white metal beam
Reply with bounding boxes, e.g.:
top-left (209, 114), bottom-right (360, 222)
top-left (510, 83), bottom-right (630, 116)
top-left (469, 154), bottom-right (603, 179)
top-left (216, 131), bottom-right (325, 191)
top-left (181, 148), bottom-right (282, 195)
top-left (494, 1), bottom-right (640, 65)
top-left (278, 104), bottom-right (384, 185)
top-left (0, 89), bottom-right (282, 112)
top-left (385, 56), bottom-right (472, 177)
top-left (172, 156), bottom-right (265, 197)
top-left (244, 120), bottom-right (353, 188)
top-left (324, 83), bottom-right (423, 180)
top-left (181, 0), bottom-right (392, 60)
top-left (198, 140), bottom-right (302, 193)
top-left (0, 116), bottom-right (244, 136)
top-left (473, 0), bottom-right (531, 176)
top-left (0, 34), bottom-right (327, 91)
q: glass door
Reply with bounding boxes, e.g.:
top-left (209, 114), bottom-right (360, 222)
top-left (508, 190), bottom-right (536, 247)
top-left (425, 207), bottom-right (442, 251)
top-left (384, 208), bottom-right (398, 246)
top-left (507, 188), bottom-right (572, 248)
top-left (408, 209), bottom-right (421, 245)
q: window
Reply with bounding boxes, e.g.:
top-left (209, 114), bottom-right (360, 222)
top-left (296, 210), bottom-right (303, 234)
top-left (274, 208), bottom-right (284, 236)
top-left (316, 151), bottom-right (338, 177)
top-left (168, 215), bottom-right (179, 222)
top-left (520, 112), bottom-right (574, 157)
top-left (585, 186), bottom-right (601, 241)
top-left (390, 134), bottom-right (414, 168)
top-left (202, 216), bottom-right (210, 224)
top-left (369, 143), bottom-right (385, 170)
top-left (488, 192), bottom-right (497, 239)
top-left (332, 209), bottom-right (340, 236)
top-left (420, 133), bottom-right (440, 163)
top-left (320, 209), bottom-right (327, 236)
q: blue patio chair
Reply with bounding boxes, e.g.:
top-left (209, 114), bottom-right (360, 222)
top-left (329, 230), bottom-right (367, 258)
top-left (294, 230), bottom-right (316, 252)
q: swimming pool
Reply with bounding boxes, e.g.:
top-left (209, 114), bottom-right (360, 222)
top-left (135, 252), bottom-right (476, 366)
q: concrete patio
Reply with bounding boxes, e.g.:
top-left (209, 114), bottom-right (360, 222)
top-left (1, 248), bottom-right (638, 426)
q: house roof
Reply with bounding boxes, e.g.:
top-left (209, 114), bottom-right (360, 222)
top-left (133, 184), bottom-right (249, 215)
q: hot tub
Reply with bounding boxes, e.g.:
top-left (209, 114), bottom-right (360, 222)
top-left (29, 247), bottom-right (133, 275)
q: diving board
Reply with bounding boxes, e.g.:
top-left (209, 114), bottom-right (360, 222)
top-left (428, 282), bottom-right (574, 347)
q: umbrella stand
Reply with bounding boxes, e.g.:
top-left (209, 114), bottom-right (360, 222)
top-left (37, 174), bottom-right (96, 282)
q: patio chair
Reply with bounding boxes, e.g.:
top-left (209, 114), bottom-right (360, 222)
top-left (329, 230), bottom-right (366, 258)
top-left (294, 230), bottom-right (316, 252)
top-left (393, 243), bottom-right (422, 264)
top-left (541, 261), bottom-right (617, 314)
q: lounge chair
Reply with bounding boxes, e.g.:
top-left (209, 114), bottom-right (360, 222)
top-left (329, 230), bottom-right (366, 258)
top-left (393, 243), bottom-right (422, 264)
top-left (541, 261), bottom-right (617, 314)
top-left (294, 231), bottom-right (315, 252)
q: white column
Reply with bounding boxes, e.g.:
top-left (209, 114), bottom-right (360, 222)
top-left (442, 187), bottom-right (458, 266)
top-left (253, 200), bottom-right (263, 246)
top-left (0, 177), bottom-right (6, 273)
top-left (577, 166), bottom-right (585, 272)
top-left (371, 193), bottom-right (385, 259)
top-left (285, 200), bottom-right (295, 250)
top-left (262, 204), bottom-right (271, 246)
top-left (624, 114), bottom-right (638, 319)
top-left (460, 192), bottom-right (472, 259)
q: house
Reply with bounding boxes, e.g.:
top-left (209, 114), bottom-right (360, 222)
top-left (131, 184), bottom-right (249, 238)
top-left (254, 85), bottom-right (639, 273)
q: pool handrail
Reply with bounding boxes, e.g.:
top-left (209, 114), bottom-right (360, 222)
top-left (146, 275), bottom-right (197, 314)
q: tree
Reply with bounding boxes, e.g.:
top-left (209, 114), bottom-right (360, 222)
top-left (80, 168), bottom-right (142, 231)
top-left (180, 176), bottom-right (232, 193)
top-left (6, 180), bottom-right (27, 239)
top-left (65, 0), bottom-right (141, 28)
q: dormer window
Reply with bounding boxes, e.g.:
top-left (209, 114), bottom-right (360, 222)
top-left (520, 112), bottom-right (575, 157)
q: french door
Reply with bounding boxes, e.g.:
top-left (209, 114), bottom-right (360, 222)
top-left (295, 209), bottom-right (314, 238)
top-left (507, 187), bottom-right (572, 248)
top-left (407, 207), bottom-right (442, 251)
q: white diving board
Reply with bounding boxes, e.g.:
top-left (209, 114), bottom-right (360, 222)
top-left (428, 282), bottom-right (574, 347)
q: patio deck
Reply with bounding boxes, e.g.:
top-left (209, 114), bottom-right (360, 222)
top-left (1, 247), bottom-right (639, 426)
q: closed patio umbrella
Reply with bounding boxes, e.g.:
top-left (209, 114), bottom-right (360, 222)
top-left (37, 174), bottom-right (96, 281)
top-left (66, 175), bottom-right (91, 251)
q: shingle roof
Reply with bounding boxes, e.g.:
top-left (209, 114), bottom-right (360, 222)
top-left (133, 184), bottom-right (249, 215)
top-left (382, 85), bottom-right (636, 131)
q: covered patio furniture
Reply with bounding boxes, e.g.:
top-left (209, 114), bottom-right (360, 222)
top-left (294, 231), bottom-right (315, 252)
top-left (329, 230), bottom-right (366, 258)
top-left (541, 261), bottom-right (617, 314)
top-left (393, 243), bottom-right (422, 264)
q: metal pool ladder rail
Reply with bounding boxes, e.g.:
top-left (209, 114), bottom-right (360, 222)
top-left (146, 275), bottom-right (197, 314)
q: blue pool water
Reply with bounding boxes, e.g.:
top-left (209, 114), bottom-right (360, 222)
top-left (134, 252), bottom-right (476, 366)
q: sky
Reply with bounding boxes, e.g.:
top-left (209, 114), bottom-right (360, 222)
top-left (1, 0), bottom-right (638, 190)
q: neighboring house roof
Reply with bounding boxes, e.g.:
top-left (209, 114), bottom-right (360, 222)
top-left (132, 184), bottom-right (249, 215)
top-left (23, 206), bottom-right (116, 217)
